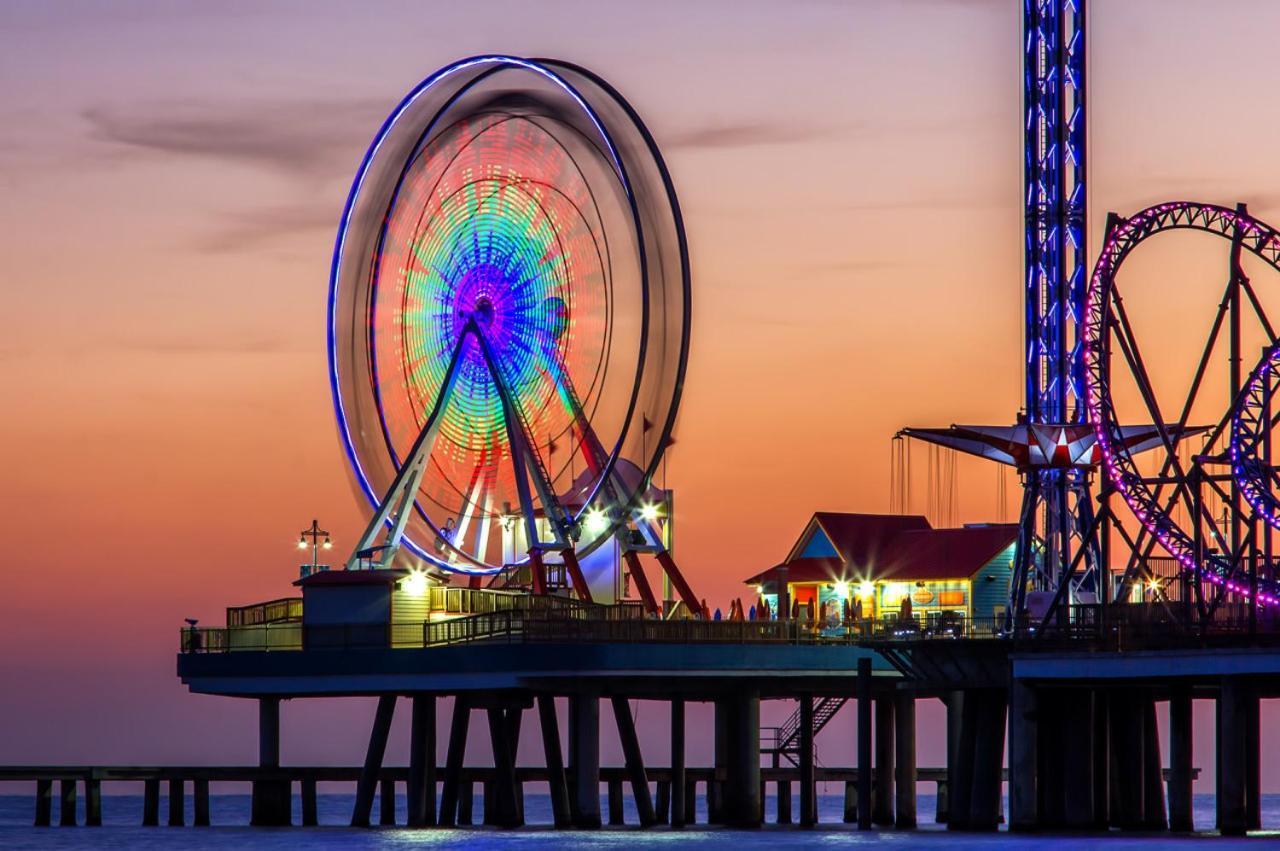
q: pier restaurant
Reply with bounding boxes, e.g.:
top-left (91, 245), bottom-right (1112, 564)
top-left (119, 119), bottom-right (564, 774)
top-left (744, 512), bottom-right (1017, 627)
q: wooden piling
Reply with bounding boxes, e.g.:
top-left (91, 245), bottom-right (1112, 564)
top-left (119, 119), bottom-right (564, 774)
top-left (351, 695), bottom-right (396, 827)
top-left (536, 694), bottom-right (572, 828)
top-left (143, 778), bottom-right (160, 826)
top-left (487, 706), bottom-right (521, 827)
top-left (438, 697), bottom-right (470, 826)
top-left (612, 696), bottom-right (656, 826)
top-left (85, 778), bottom-right (102, 827)
top-left (379, 777), bottom-right (396, 826)
top-left (251, 697), bottom-right (290, 826)
top-left (607, 778), bottom-right (625, 825)
top-left (167, 778), bottom-right (184, 826)
top-left (1008, 679), bottom-right (1036, 830)
top-left (408, 695), bottom-right (436, 827)
top-left (457, 781), bottom-right (474, 825)
top-left (655, 779), bottom-right (671, 823)
top-left (670, 698), bottom-right (687, 828)
top-left (873, 695), bottom-right (895, 826)
top-left (843, 780), bottom-right (857, 823)
top-left (1217, 678), bottom-right (1248, 836)
top-left (799, 693), bottom-right (816, 826)
top-left (895, 691), bottom-right (917, 828)
top-left (35, 778), bottom-right (52, 827)
top-left (857, 658), bottom-right (873, 830)
top-left (721, 690), bottom-right (761, 828)
top-left (569, 693), bottom-right (602, 828)
top-left (300, 778), bottom-right (317, 826)
top-left (59, 778), bottom-right (76, 826)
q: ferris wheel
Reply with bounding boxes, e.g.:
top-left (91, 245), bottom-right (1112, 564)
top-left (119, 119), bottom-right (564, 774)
top-left (328, 56), bottom-right (694, 606)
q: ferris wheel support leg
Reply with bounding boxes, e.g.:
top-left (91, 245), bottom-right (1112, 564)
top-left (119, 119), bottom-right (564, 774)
top-left (475, 328), bottom-right (573, 546)
top-left (528, 550), bottom-right (548, 596)
top-left (622, 550), bottom-right (660, 615)
top-left (345, 331), bottom-right (472, 569)
top-left (561, 548), bottom-right (594, 604)
top-left (654, 550), bottom-right (702, 618)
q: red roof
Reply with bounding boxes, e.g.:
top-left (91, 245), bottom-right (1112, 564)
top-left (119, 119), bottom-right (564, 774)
top-left (787, 512), bottom-right (930, 565)
top-left (743, 556), bottom-right (845, 586)
top-left (749, 513), bottom-right (1017, 586)
top-left (876, 525), bottom-right (1017, 581)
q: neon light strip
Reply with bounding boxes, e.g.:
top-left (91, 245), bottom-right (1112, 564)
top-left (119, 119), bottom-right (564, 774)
top-left (1083, 201), bottom-right (1280, 605)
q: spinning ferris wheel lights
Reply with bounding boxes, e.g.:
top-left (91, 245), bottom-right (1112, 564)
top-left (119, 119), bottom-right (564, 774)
top-left (326, 56), bottom-right (697, 612)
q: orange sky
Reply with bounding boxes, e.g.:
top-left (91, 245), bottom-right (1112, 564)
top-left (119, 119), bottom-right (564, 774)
top-left (4, 0), bottom-right (1280, 784)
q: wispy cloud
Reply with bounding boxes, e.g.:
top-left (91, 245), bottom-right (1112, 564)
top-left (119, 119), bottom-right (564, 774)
top-left (199, 204), bottom-right (339, 253)
top-left (82, 97), bottom-right (388, 180)
top-left (664, 120), bottom-right (848, 150)
top-left (109, 335), bottom-right (297, 356)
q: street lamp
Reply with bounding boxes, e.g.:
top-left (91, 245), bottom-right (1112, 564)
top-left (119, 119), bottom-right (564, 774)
top-left (298, 519), bottom-right (332, 577)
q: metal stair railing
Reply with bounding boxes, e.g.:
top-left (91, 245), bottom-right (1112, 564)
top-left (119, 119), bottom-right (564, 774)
top-left (762, 696), bottom-right (849, 765)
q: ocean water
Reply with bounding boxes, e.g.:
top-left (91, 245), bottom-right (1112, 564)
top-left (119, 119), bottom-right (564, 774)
top-left (1, 792), bottom-right (1276, 848)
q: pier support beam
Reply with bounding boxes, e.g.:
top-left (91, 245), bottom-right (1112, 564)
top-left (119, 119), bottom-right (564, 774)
top-left (1217, 678), bottom-right (1251, 836)
top-left (301, 779), bottom-right (317, 826)
top-left (457, 780), bottom-right (474, 825)
top-left (438, 697), bottom-right (470, 826)
top-left (1141, 696), bottom-right (1166, 830)
top-left (799, 693), bottom-right (816, 826)
top-left (607, 779), bottom-right (624, 825)
top-left (894, 690), bottom-right (917, 829)
top-left (60, 778), bottom-right (77, 826)
top-left (670, 698), bottom-right (687, 828)
top-left (569, 693), bottom-right (601, 828)
top-left (351, 695), bottom-right (397, 827)
top-left (1008, 679), bottom-right (1036, 830)
top-left (167, 778), bottom-right (184, 826)
top-left (1092, 689), bottom-right (1110, 829)
top-left (193, 779), bottom-right (209, 827)
top-left (86, 778), bottom-right (102, 827)
top-left (941, 690), bottom-right (963, 825)
top-left (379, 778), bottom-right (396, 826)
top-left (251, 697), bottom-right (290, 826)
top-left (1061, 689), bottom-right (1098, 829)
top-left (950, 689), bottom-right (1006, 831)
top-left (1109, 688), bottom-right (1143, 830)
top-left (487, 705), bottom-right (522, 827)
top-left (857, 658), bottom-right (873, 830)
top-left (971, 689), bottom-right (1007, 831)
top-left (1246, 686), bottom-right (1262, 831)
top-left (612, 696), bottom-right (656, 827)
top-left (35, 779), bottom-right (52, 827)
top-left (710, 699), bottom-right (727, 823)
top-left (873, 694), bottom-right (895, 825)
top-left (721, 690), bottom-right (761, 828)
top-left (537, 695), bottom-right (572, 828)
top-left (143, 778), bottom-right (159, 826)
top-left (408, 695), bottom-right (436, 827)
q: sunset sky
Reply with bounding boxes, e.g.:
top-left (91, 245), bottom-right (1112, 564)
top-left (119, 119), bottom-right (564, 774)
top-left (5, 0), bottom-right (1280, 789)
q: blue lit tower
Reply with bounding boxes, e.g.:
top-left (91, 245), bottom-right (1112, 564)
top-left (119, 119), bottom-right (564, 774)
top-left (902, 0), bottom-right (1105, 621)
top-left (1019, 0), bottom-right (1093, 611)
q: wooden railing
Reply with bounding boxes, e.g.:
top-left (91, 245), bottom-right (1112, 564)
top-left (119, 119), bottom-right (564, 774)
top-left (225, 598), bottom-right (302, 627)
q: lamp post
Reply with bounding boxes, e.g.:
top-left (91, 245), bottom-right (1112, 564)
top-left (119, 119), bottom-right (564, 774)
top-left (298, 519), bottom-right (332, 577)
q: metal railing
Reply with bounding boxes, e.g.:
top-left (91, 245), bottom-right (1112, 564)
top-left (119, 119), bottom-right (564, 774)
top-left (225, 598), bottom-right (302, 627)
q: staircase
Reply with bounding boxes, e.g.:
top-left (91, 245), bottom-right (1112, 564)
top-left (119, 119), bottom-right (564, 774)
top-left (762, 697), bottom-right (848, 766)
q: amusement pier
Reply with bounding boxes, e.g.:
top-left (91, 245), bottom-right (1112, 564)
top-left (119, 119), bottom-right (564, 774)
top-left (14, 1), bottom-right (1280, 838)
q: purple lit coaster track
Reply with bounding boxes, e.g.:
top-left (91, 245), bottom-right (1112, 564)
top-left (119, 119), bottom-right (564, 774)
top-left (327, 56), bottom-right (697, 609)
top-left (1083, 201), bottom-right (1280, 610)
top-left (1232, 341), bottom-right (1280, 536)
